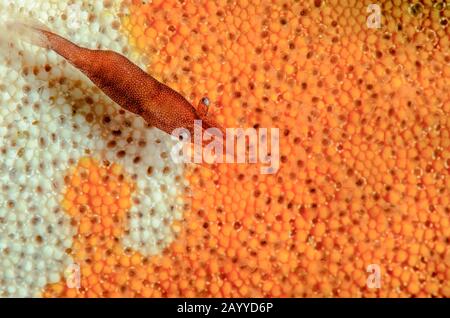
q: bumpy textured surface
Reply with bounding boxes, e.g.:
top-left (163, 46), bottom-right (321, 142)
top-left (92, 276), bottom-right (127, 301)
top-left (122, 0), bottom-right (450, 297)
top-left (0, 0), bottom-right (185, 297)
top-left (0, 0), bottom-right (449, 298)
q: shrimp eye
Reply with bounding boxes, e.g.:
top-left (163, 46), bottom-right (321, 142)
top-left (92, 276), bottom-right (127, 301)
top-left (201, 97), bottom-right (210, 107)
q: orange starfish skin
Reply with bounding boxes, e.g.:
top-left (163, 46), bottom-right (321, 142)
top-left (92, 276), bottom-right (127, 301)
top-left (21, 24), bottom-right (222, 138)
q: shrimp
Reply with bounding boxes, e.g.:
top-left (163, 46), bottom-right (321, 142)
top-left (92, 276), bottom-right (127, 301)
top-left (6, 19), bottom-right (225, 141)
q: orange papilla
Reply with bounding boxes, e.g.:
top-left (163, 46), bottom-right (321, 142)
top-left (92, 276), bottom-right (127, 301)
top-left (43, 157), bottom-right (141, 297)
top-left (47, 0), bottom-right (450, 297)
top-left (126, 0), bottom-right (449, 297)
